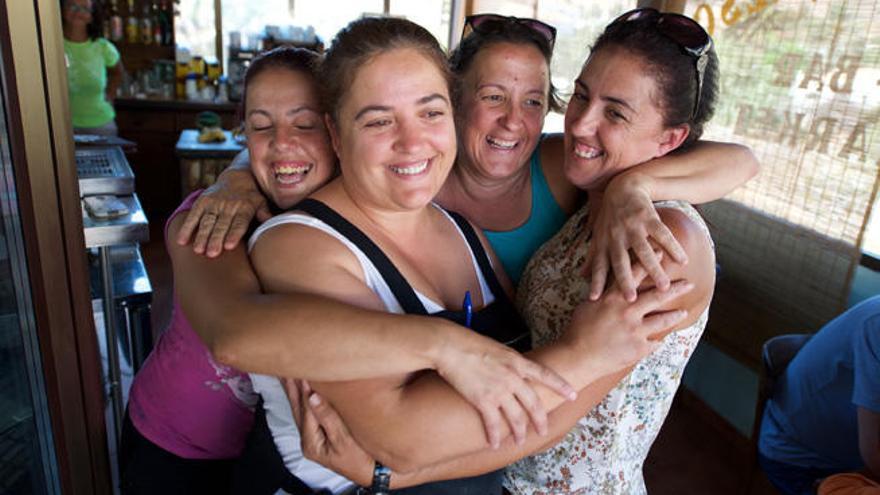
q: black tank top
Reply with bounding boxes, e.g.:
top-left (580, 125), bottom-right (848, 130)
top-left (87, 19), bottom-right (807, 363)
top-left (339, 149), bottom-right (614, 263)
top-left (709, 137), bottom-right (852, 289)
top-left (232, 199), bottom-right (531, 495)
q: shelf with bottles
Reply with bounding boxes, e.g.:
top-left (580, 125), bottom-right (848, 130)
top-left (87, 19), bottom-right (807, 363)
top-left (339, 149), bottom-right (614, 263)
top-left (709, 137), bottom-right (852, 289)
top-left (114, 42), bottom-right (174, 57)
top-left (101, 0), bottom-right (175, 48)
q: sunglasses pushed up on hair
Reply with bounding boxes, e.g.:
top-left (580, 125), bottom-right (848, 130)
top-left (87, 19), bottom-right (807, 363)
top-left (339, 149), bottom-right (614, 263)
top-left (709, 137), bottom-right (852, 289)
top-left (610, 8), bottom-right (713, 120)
top-left (65, 3), bottom-right (92, 14)
top-left (461, 14), bottom-right (557, 50)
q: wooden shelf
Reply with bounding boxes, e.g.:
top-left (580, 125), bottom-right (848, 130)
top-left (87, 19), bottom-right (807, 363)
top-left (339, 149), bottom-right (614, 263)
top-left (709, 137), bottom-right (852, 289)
top-left (115, 41), bottom-right (174, 55)
top-left (101, 0), bottom-right (175, 71)
top-left (116, 42), bottom-right (174, 71)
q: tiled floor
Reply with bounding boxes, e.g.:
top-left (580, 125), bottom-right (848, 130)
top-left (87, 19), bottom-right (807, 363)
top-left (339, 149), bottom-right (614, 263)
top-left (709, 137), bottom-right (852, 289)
top-left (141, 218), bottom-right (782, 495)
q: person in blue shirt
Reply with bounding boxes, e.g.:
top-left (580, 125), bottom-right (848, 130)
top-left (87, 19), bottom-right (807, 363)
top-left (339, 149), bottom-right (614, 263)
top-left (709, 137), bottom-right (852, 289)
top-left (759, 295), bottom-right (880, 495)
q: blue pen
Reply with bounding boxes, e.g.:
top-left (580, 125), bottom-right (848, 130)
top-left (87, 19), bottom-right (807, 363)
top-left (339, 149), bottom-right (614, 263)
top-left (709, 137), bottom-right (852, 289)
top-left (463, 290), bottom-right (473, 328)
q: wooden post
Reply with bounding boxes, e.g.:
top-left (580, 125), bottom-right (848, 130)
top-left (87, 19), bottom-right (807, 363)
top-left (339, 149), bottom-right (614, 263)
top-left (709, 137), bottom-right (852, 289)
top-left (214, 0), bottom-right (223, 73)
top-left (448, 0), bottom-right (467, 50)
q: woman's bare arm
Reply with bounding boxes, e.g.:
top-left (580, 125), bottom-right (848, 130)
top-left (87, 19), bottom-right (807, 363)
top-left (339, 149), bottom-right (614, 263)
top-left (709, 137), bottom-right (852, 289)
top-left (105, 61), bottom-right (123, 102)
top-left (292, 206), bottom-right (715, 480)
top-left (585, 141), bottom-right (757, 300)
top-left (175, 150), bottom-right (271, 256)
top-left (251, 218), bottom-right (702, 471)
top-left (539, 135), bottom-right (752, 301)
top-left (290, 368), bottom-right (630, 486)
top-left (621, 141), bottom-right (759, 204)
top-left (167, 211), bottom-right (577, 443)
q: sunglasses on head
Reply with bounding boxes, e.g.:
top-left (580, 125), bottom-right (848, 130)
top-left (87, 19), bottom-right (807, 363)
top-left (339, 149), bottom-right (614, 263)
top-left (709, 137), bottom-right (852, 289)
top-left (65, 3), bottom-right (91, 14)
top-left (610, 8), bottom-right (713, 120)
top-left (462, 14), bottom-right (557, 50)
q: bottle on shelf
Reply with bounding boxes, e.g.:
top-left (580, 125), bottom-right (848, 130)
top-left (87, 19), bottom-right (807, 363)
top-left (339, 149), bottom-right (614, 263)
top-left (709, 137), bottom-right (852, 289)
top-left (159, 0), bottom-right (173, 46)
top-left (190, 55), bottom-right (206, 90)
top-left (205, 57), bottom-right (221, 83)
top-left (109, 0), bottom-right (124, 42)
top-left (125, 0), bottom-right (139, 44)
top-left (151, 2), bottom-right (162, 45)
top-left (140, 4), bottom-right (153, 45)
top-left (175, 47), bottom-right (191, 99)
top-left (102, 9), bottom-right (112, 39)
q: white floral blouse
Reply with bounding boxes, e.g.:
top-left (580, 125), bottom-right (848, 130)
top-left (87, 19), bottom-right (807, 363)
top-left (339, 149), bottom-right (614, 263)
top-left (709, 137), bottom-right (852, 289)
top-left (504, 200), bottom-right (713, 495)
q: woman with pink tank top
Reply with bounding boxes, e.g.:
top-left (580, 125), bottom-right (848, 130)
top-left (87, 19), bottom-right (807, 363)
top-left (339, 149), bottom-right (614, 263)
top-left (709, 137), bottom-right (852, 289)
top-left (120, 47), bottom-right (337, 494)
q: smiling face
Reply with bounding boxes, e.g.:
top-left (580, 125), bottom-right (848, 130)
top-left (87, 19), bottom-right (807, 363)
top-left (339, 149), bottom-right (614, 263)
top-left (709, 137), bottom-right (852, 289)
top-left (329, 47), bottom-right (456, 212)
top-left (563, 46), bottom-right (688, 191)
top-left (244, 67), bottom-right (335, 210)
top-left (457, 42), bottom-right (549, 181)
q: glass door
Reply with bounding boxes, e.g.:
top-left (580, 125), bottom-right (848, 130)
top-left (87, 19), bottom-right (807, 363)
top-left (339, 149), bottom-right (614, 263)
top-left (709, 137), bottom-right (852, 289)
top-left (0, 51), bottom-right (60, 495)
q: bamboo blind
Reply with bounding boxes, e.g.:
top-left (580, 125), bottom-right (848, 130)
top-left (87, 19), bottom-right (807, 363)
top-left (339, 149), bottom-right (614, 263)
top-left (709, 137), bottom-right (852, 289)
top-left (689, 0), bottom-right (880, 247)
top-left (687, 0), bottom-right (880, 342)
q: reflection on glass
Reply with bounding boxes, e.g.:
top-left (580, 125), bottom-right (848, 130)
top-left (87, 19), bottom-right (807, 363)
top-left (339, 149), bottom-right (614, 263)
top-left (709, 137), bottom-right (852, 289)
top-left (0, 53), bottom-right (59, 494)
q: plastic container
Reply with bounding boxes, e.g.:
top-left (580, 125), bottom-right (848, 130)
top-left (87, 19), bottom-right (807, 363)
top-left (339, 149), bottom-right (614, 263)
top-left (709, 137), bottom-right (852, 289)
top-left (229, 31), bottom-right (241, 51)
top-left (200, 84), bottom-right (214, 101)
top-left (175, 61), bottom-right (189, 98)
top-left (216, 76), bottom-right (229, 102)
top-left (206, 57), bottom-right (221, 83)
top-left (185, 74), bottom-right (199, 100)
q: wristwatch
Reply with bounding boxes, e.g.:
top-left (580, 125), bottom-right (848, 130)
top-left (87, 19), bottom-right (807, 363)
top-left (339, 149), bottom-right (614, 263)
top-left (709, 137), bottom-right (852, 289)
top-left (356, 461), bottom-right (391, 495)
top-left (370, 461), bottom-right (391, 495)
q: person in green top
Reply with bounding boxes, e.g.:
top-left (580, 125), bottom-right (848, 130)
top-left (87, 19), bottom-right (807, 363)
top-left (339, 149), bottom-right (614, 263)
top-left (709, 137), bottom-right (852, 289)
top-left (62, 0), bottom-right (124, 135)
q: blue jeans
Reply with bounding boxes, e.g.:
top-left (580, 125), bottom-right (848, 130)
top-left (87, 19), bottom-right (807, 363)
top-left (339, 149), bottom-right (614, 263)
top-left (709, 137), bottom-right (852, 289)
top-left (391, 470), bottom-right (504, 495)
top-left (759, 453), bottom-right (841, 495)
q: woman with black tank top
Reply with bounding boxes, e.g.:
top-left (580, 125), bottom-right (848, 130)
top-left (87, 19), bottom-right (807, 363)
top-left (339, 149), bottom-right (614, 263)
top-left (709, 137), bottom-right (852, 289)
top-left (239, 17), bottom-right (693, 495)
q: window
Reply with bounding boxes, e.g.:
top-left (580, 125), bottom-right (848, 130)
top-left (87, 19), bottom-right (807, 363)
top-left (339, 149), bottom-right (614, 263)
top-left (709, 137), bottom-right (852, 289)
top-left (536, 1), bottom-right (632, 131)
top-left (175, 1), bottom-right (455, 73)
top-left (175, 0), bottom-right (218, 60)
top-left (389, 0), bottom-right (453, 50)
top-left (687, 0), bottom-right (880, 334)
top-left (689, 0), bottom-right (880, 247)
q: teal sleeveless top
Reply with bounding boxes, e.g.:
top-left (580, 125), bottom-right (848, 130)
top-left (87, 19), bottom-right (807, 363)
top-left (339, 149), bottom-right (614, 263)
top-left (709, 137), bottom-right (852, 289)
top-left (484, 144), bottom-right (568, 284)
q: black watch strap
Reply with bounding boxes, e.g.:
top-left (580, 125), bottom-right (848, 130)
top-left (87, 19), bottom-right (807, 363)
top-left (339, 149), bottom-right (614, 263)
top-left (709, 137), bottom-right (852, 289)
top-left (370, 461), bottom-right (391, 495)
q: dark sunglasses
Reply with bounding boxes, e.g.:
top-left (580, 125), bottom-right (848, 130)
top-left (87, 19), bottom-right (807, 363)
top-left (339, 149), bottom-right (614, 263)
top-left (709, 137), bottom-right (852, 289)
top-left (65, 3), bottom-right (92, 14)
top-left (610, 8), bottom-right (713, 120)
top-left (462, 14), bottom-right (557, 50)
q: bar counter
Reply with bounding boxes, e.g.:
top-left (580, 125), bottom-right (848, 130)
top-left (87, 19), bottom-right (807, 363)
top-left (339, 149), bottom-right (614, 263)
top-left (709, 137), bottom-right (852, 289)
top-left (115, 97), bottom-right (239, 113)
top-left (115, 97), bottom-right (239, 219)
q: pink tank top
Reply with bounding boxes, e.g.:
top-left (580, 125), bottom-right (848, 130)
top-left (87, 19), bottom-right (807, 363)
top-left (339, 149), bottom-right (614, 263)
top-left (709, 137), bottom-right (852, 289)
top-left (128, 190), bottom-right (258, 459)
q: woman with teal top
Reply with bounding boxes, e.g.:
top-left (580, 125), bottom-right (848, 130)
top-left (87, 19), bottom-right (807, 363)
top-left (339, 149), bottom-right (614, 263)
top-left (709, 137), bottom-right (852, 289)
top-left (471, 137), bottom-right (568, 283)
top-left (62, 0), bottom-right (124, 136)
top-left (433, 14), bottom-right (756, 291)
top-left (181, 14), bottom-right (757, 293)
